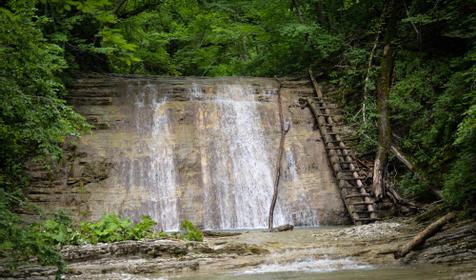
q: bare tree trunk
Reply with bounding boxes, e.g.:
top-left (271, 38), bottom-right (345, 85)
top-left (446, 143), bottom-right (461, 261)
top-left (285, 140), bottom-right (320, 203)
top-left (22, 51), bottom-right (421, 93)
top-left (315, 1), bottom-right (327, 27)
top-left (292, 0), bottom-right (304, 23)
top-left (372, 0), bottom-right (400, 200)
top-left (362, 11), bottom-right (385, 124)
top-left (362, 35), bottom-right (379, 124)
top-left (268, 82), bottom-right (289, 230)
top-left (390, 144), bottom-right (443, 199)
top-left (394, 212), bottom-right (455, 258)
top-left (373, 43), bottom-right (392, 199)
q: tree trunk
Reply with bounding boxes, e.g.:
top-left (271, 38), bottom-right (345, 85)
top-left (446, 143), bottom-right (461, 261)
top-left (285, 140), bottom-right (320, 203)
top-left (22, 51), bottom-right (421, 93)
top-left (394, 212), bottom-right (455, 259)
top-left (292, 0), bottom-right (304, 23)
top-left (363, 10), bottom-right (385, 124)
top-left (372, 0), bottom-right (400, 200)
top-left (315, 1), bottom-right (327, 27)
top-left (268, 82), bottom-right (288, 230)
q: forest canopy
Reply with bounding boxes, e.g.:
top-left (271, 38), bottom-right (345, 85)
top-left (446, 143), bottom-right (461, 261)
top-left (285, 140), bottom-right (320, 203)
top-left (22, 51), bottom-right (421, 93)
top-left (0, 0), bottom-right (475, 273)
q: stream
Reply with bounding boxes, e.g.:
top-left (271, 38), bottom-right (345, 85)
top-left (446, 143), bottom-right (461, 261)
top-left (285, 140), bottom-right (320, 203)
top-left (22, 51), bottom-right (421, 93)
top-left (141, 226), bottom-right (474, 280)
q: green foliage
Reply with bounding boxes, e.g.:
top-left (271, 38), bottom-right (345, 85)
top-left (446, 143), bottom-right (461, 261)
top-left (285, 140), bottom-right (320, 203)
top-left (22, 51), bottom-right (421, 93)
top-left (0, 2), bottom-right (87, 185)
top-left (328, 0), bottom-right (475, 210)
top-left (33, 211), bottom-right (85, 247)
top-left (181, 220), bottom-right (203, 242)
top-left (0, 2), bottom-right (87, 275)
top-left (80, 214), bottom-right (155, 244)
top-left (0, 210), bottom-right (156, 275)
top-left (0, 194), bottom-right (65, 275)
top-left (0, 0), bottom-right (475, 274)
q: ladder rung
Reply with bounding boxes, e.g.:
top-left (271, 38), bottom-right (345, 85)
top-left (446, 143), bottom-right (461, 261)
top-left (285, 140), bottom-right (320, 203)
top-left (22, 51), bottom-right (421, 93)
top-left (345, 194), bottom-right (370, 198)
top-left (339, 176), bottom-right (366, 180)
top-left (337, 169), bottom-right (357, 173)
top-left (326, 147), bottom-right (347, 150)
top-left (352, 209), bottom-right (375, 214)
top-left (350, 202), bottom-right (374, 206)
top-left (354, 217), bottom-right (378, 222)
top-left (325, 140), bottom-right (342, 144)
top-left (341, 186), bottom-right (357, 189)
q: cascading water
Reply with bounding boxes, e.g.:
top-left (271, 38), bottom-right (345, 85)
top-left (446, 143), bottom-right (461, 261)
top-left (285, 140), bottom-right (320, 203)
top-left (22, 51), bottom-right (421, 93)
top-left (117, 82), bottom-right (179, 230)
top-left (198, 84), bottom-right (289, 229)
top-left (110, 78), bottom-right (327, 231)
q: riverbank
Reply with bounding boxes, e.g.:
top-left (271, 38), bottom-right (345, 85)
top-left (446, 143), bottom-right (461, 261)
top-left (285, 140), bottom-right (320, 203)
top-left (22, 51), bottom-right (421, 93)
top-left (1, 216), bottom-right (474, 279)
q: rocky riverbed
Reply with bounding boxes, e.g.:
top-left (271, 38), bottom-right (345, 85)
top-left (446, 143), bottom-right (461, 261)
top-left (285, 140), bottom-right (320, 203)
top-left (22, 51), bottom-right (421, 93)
top-left (1, 218), bottom-right (475, 279)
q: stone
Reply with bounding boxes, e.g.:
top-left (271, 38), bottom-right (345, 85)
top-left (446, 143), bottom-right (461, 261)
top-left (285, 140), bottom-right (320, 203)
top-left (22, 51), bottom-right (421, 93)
top-left (271, 224), bottom-right (294, 232)
top-left (26, 76), bottom-right (349, 229)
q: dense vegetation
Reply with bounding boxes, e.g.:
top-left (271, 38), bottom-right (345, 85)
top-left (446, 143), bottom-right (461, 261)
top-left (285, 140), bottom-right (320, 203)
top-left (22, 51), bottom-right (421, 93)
top-left (0, 0), bottom-right (474, 275)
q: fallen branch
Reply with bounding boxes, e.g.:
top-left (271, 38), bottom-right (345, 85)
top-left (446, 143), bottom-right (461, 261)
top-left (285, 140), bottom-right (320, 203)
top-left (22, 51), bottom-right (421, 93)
top-left (386, 182), bottom-right (418, 210)
top-left (268, 80), bottom-right (289, 230)
top-left (390, 145), bottom-right (443, 200)
top-left (394, 211), bottom-right (455, 259)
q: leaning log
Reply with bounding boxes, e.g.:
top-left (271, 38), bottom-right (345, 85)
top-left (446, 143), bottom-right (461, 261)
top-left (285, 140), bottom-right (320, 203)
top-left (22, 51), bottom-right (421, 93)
top-left (394, 212), bottom-right (456, 259)
top-left (268, 80), bottom-right (288, 230)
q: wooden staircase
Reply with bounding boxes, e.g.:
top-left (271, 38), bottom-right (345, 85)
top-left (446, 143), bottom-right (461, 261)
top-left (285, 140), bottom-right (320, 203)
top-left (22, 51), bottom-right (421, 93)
top-left (307, 71), bottom-right (377, 225)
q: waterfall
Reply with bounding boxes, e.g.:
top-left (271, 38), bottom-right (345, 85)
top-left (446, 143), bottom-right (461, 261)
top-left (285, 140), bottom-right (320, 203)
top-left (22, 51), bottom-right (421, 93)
top-left (199, 84), bottom-right (289, 229)
top-left (112, 79), bottom-right (317, 231)
top-left (117, 82), bottom-right (179, 231)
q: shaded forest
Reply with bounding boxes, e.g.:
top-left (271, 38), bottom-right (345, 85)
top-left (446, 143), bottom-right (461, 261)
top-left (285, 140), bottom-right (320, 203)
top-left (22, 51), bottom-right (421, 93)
top-left (0, 0), bottom-right (475, 274)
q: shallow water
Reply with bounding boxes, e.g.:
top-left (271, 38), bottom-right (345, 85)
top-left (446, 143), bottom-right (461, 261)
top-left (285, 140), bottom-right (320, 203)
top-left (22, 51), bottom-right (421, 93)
top-left (162, 226), bottom-right (475, 280)
top-left (166, 264), bottom-right (474, 280)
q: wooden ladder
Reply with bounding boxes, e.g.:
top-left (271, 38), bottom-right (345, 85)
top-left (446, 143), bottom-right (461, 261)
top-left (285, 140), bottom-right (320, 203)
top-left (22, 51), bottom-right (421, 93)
top-left (307, 70), bottom-right (377, 225)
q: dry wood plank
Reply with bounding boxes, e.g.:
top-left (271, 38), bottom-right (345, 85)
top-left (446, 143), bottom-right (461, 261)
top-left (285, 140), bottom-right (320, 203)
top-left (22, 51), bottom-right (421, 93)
top-left (350, 202), bottom-right (374, 206)
top-left (355, 218), bottom-right (377, 222)
top-left (340, 176), bottom-right (367, 180)
top-left (346, 194), bottom-right (371, 198)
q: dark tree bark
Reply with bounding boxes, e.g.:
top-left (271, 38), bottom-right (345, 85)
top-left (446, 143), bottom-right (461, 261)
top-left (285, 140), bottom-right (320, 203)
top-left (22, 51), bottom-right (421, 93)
top-left (372, 0), bottom-right (401, 200)
top-left (116, 0), bottom-right (162, 19)
top-left (292, 0), bottom-right (304, 23)
top-left (268, 82), bottom-right (289, 230)
top-left (315, 1), bottom-right (328, 27)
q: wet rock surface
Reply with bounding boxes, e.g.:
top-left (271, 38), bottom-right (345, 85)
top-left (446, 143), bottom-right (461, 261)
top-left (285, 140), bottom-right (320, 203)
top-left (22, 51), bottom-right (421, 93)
top-left (402, 220), bottom-right (476, 264)
top-left (313, 222), bottom-right (402, 241)
top-left (25, 76), bottom-right (349, 228)
top-left (1, 219), bottom-right (475, 279)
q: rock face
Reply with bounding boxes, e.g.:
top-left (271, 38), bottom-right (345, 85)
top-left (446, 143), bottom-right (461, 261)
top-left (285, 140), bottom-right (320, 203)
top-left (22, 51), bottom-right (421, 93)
top-left (0, 239), bottom-right (270, 279)
top-left (402, 220), bottom-right (476, 264)
top-left (26, 75), bottom-right (349, 230)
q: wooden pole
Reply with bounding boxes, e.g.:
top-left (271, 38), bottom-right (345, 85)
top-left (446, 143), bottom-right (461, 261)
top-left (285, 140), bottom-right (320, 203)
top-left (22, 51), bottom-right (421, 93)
top-left (268, 81), bottom-right (288, 230)
top-left (373, 0), bottom-right (401, 200)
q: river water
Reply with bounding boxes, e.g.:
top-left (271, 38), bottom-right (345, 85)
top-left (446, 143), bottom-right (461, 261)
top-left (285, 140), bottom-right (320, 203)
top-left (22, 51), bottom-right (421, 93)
top-left (147, 227), bottom-right (474, 280)
top-left (167, 265), bottom-right (473, 280)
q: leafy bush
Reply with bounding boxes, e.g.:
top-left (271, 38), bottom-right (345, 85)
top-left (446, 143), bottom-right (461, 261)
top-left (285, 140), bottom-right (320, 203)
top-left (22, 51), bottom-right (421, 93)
top-left (80, 214), bottom-right (155, 244)
top-left (181, 220), bottom-right (203, 242)
top-left (0, 196), bottom-right (66, 276)
top-left (0, 3), bottom-right (87, 276)
top-left (33, 211), bottom-right (85, 247)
